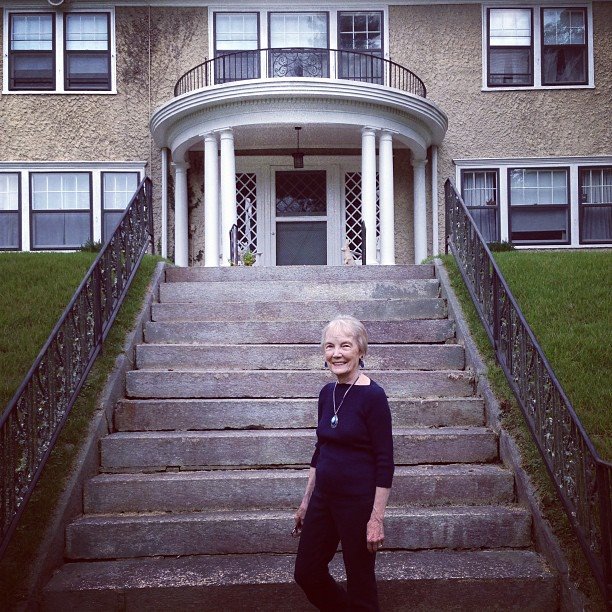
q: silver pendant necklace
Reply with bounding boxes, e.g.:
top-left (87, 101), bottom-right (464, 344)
top-left (331, 375), bottom-right (360, 428)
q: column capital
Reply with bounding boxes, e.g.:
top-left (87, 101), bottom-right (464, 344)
top-left (379, 131), bottom-right (393, 143)
top-left (172, 161), bottom-right (190, 172)
top-left (361, 126), bottom-right (377, 136)
top-left (411, 155), bottom-right (427, 168)
top-left (219, 128), bottom-right (235, 140)
top-left (203, 132), bottom-right (218, 142)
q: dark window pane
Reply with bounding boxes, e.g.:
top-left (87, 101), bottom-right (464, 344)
top-left (511, 207), bottom-right (568, 243)
top-left (276, 221), bottom-right (327, 265)
top-left (276, 171), bottom-right (326, 217)
top-left (542, 47), bottom-right (587, 85)
top-left (580, 206), bottom-right (612, 242)
top-left (489, 48), bottom-right (532, 85)
top-left (32, 212), bottom-right (90, 248)
top-left (468, 208), bottom-right (499, 242)
top-left (103, 211), bottom-right (124, 241)
top-left (0, 212), bottom-right (20, 249)
top-left (66, 53), bottom-right (110, 89)
top-left (11, 53), bottom-right (54, 89)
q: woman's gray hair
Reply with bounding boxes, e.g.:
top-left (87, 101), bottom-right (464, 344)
top-left (321, 315), bottom-right (368, 356)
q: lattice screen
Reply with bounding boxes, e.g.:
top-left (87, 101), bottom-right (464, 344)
top-left (344, 172), bottom-right (380, 260)
top-left (236, 173), bottom-right (258, 253)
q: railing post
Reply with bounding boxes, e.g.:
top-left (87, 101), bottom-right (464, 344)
top-left (360, 220), bottom-right (367, 266)
top-left (92, 264), bottom-right (103, 347)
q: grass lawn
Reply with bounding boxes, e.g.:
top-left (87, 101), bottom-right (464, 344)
top-left (494, 250), bottom-right (611, 461)
top-left (0, 252), bottom-right (162, 609)
top-left (442, 249), bottom-right (611, 608)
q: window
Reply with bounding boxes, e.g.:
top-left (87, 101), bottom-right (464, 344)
top-left (579, 167), bottom-right (612, 244)
top-left (31, 173), bottom-right (91, 249)
top-left (64, 13), bottom-right (111, 90)
top-left (509, 168), bottom-right (569, 244)
top-left (542, 8), bottom-right (587, 85)
top-left (0, 174), bottom-right (20, 250)
top-left (8, 13), bottom-right (55, 90)
top-left (269, 12), bottom-right (329, 77)
top-left (487, 8), bottom-right (533, 86)
top-left (485, 5), bottom-right (591, 89)
top-left (5, 11), bottom-right (112, 93)
top-left (338, 12), bottom-right (383, 84)
top-left (461, 170), bottom-right (499, 242)
top-left (102, 172), bottom-right (139, 241)
top-left (214, 13), bottom-right (259, 84)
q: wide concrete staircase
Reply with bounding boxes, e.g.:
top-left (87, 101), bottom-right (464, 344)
top-left (43, 265), bottom-right (558, 611)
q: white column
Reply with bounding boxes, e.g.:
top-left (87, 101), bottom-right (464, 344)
top-left (412, 156), bottom-right (428, 264)
top-left (173, 160), bottom-right (189, 267)
top-left (161, 147), bottom-right (169, 258)
top-left (361, 127), bottom-right (378, 265)
top-left (378, 131), bottom-right (395, 265)
top-left (220, 129), bottom-right (237, 266)
top-left (204, 133), bottom-right (220, 266)
top-left (431, 145), bottom-right (439, 256)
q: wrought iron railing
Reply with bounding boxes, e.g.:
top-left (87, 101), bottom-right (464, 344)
top-left (0, 177), bottom-right (153, 558)
top-left (174, 47), bottom-right (426, 98)
top-left (230, 223), bottom-right (239, 266)
top-left (444, 179), bottom-right (611, 606)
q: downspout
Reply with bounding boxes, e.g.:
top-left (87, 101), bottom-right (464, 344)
top-left (431, 145), bottom-right (439, 256)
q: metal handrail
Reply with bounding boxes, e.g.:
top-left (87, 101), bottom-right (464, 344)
top-left (360, 220), bottom-right (366, 266)
top-left (444, 178), bottom-right (611, 606)
top-left (0, 177), bottom-right (154, 558)
top-left (230, 223), bottom-right (239, 266)
top-left (174, 47), bottom-right (426, 98)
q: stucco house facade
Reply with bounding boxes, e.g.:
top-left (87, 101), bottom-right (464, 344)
top-left (0, 0), bottom-right (610, 266)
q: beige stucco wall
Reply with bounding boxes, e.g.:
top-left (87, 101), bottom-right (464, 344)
top-left (390, 1), bottom-right (612, 254)
top-left (0, 6), bottom-right (208, 257)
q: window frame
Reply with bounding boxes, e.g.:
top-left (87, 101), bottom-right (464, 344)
top-left (63, 12), bottom-right (112, 91)
top-left (482, 4), bottom-right (594, 91)
top-left (508, 166), bottom-right (571, 245)
top-left (578, 166), bottom-right (612, 245)
top-left (486, 7), bottom-right (534, 88)
top-left (540, 7), bottom-right (588, 86)
top-left (29, 171), bottom-right (93, 251)
top-left (101, 171), bottom-right (141, 242)
top-left (3, 9), bottom-right (116, 95)
top-left (8, 12), bottom-right (56, 91)
top-left (460, 169), bottom-right (501, 243)
top-left (0, 172), bottom-right (22, 251)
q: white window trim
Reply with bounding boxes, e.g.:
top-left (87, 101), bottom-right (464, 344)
top-left (0, 162), bottom-right (146, 251)
top-left (2, 8), bottom-right (117, 95)
top-left (454, 156), bottom-right (612, 249)
top-left (481, 3), bottom-right (594, 91)
top-left (207, 5), bottom-right (391, 62)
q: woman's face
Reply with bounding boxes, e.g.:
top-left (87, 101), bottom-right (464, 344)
top-left (323, 326), bottom-right (362, 384)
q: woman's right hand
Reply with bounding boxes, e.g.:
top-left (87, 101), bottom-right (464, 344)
top-left (293, 502), bottom-right (308, 536)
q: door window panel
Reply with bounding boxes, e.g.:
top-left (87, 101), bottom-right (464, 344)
top-left (276, 171), bottom-right (327, 217)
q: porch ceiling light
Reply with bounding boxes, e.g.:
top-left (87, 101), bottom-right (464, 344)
top-left (292, 126), bottom-right (304, 169)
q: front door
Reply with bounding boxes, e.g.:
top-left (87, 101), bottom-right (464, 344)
top-left (274, 170), bottom-right (328, 265)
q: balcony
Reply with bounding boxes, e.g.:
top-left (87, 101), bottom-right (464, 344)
top-left (174, 47), bottom-right (427, 99)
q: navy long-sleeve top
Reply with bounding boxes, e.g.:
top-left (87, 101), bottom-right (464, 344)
top-left (310, 380), bottom-right (394, 497)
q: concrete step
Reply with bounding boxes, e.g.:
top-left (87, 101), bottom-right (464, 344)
top-left (144, 319), bottom-right (455, 345)
top-left (158, 279), bottom-right (440, 303)
top-left (165, 264), bottom-right (436, 283)
top-left (135, 343), bottom-right (466, 372)
top-left (65, 505), bottom-right (531, 560)
top-left (125, 369), bottom-right (474, 400)
top-left (43, 549), bottom-right (558, 611)
top-left (114, 397), bottom-right (485, 431)
top-left (100, 427), bottom-right (498, 470)
top-left (84, 464), bottom-right (514, 514)
top-left (152, 297), bottom-right (447, 322)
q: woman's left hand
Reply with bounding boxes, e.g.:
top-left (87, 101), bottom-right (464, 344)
top-left (366, 514), bottom-right (385, 553)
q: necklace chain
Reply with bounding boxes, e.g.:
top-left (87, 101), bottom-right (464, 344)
top-left (331, 375), bottom-right (360, 428)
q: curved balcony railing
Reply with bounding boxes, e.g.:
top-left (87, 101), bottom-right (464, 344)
top-left (174, 47), bottom-right (427, 98)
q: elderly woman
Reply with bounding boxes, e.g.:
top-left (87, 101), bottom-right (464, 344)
top-left (293, 315), bottom-right (394, 611)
